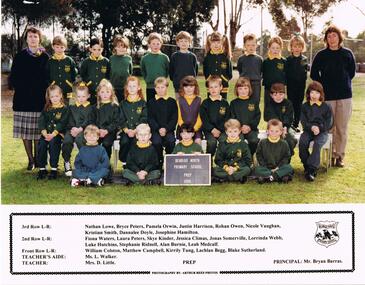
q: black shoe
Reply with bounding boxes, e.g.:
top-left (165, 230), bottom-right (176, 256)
top-left (240, 176), bottom-right (248, 184)
top-left (281, 175), bottom-right (290, 183)
top-left (27, 161), bottom-right (35, 171)
top-left (48, 170), bottom-right (58, 180)
top-left (257, 177), bottom-right (265, 184)
top-left (150, 178), bottom-right (161, 186)
top-left (119, 178), bottom-right (131, 186)
top-left (212, 176), bottom-right (225, 183)
top-left (305, 172), bottom-right (315, 182)
top-left (37, 169), bottom-right (48, 180)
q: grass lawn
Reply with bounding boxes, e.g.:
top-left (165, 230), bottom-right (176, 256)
top-left (1, 75), bottom-right (365, 204)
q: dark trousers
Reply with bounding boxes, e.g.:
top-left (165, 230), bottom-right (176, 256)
top-left (73, 167), bottom-right (109, 184)
top-left (299, 131), bottom-right (328, 170)
top-left (285, 129), bottom-right (298, 156)
top-left (115, 89), bottom-right (124, 103)
top-left (287, 81), bottom-right (305, 128)
top-left (62, 131), bottom-right (85, 162)
top-left (119, 133), bottom-right (135, 162)
top-left (99, 132), bottom-right (116, 159)
top-left (146, 88), bottom-right (155, 102)
top-left (264, 88), bottom-right (271, 112)
top-left (251, 80), bottom-right (262, 104)
top-left (151, 132), bottom-right (175, 167)
top-left (242, 130), bottom-right (259, 155)
top-left (204, 132), bottom-right (226, 156)
top-left (37, 135), bottom-right (63, 168)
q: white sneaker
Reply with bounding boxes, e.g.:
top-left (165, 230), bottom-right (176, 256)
top-left (97, 178), bottom-right (104, 187)
top-left (64, 161), bottom-right (72, 176)
top-left (70, 178), bottom-right (80, 187)
top-left (85, 178), bottom-right (92, 186)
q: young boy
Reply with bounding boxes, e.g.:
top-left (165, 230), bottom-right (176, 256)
top-left (212, 119), bottom-right (251, 183)
top-left (264, 83), bottom-right (297, 156)
top-left (147, 77), bottom-right (178, 167)
top-left (80, 37), bottom-right (110, 104)
top-left (236, 33), bottom-right (263, 103)
top-left (122, 123), bottom-right (161, 185)
top-left (169, 31), bottom-right (199, 98)
top-left (200, 75), bottom-right (230, 156)
top-left (46, 35), bottom-right (77, 104)
top-left (61, 82), bottom-right (94, 176)
top-left (140, 33), bottom-right (169, 102)
top-left (71, 125), bottom-right (110, 187)
top-left (172, 124), bottom-right (203, 154)
top-left (255, 119), bottom-right (294, 183)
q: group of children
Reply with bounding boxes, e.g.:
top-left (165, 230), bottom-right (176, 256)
top-left (36, 30), bottom-right (333, 186)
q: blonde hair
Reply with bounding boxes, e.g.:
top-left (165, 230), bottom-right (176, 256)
top-left (205, 31), bottom-right (232, 58)
top-left (224, 119), bottom-right (241, 130)
top-left (268, 36), bottom-right (283, 49)
top-left (136, 123), bottom-right (151, 135)
top-left (176, 31), bottom-right (192, 43)
top-left (206, 75), bottom-right (222, 87)
top-left (124, 76), bottom-right (144, 100)
top-left (234, 77), bottom-right (252, 97)
top-left (44, 84), bottom-right (64, 111)
top-left (154, 77), bottom-right (169, 87)
top-left (288, 34), bottom-right (306, 52)
top-left (147, 32), bottom-right (163, 44)
top-left (52, 35), bottom-right (67, 48)
top-left (96, 79), bottom-right (119, 108)
top-left (84, 124), bottom-right (100, 138)
top-left (267, 119), bottom-right (283, 132)
top-left (112, 34), bottom-right (130, 54)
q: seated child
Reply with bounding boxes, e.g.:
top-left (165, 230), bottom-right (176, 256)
top-left (255, 119), bottom-right (294, 183)
top-left (61, 82), bottom-right (94, 176)
top-left (147, 77), bottom-right (177, 167)
top-left (212, 119), bottom-right (251, 183)
top-left (230, 77), bottom-right (261, 155)
top-left (264, 82), bottom-right (297, 156)
top-left (71, 125), bottom-right (110, 187)
top-left (37, 84), bottom-right (69, 180)
top-left (299, 81), bottom-right (333, 181)
top-left (200, 75), bottom-right (230, 156)
top-left (122, 124), bottom-right (161, 185)
top-left (173, 124), bottom-right (203, 154)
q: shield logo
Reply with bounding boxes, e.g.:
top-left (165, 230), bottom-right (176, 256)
top-left (248, 104), bottom-right (255, 112)
top-left (314, 221), bottom-right (339, 247)
top-left (136, 106), bottom-right (143, 114)
top-left (55, 112), bottom-right (62, 120)
top-left (219, 107), bottom-right (226, 115)
top-left (277, 63), bottom-right (284, 70)
top-left (281, 106), bottom-right (286, 113)
top-left (64, 65), bottom-right (71, 73)
top-left (220, 62), bottom-right (227, 69)
top-left (101, 66), bottom-right (107, 73)
top-left (236, 149), bottom-right (242, 158)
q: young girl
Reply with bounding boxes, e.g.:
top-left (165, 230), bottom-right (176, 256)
top-left (61, 82), bottom-right (94, 176)
top-left (94, 79), bottom-right (120, 160)
top-left (37, 84), bottom-right (69, 180)
top-left (262, 36), bottom-right (286, 110)
top-left (176, 76), bottom-right (202, 144)
top-left (173, 124), bottom-right (203, 154)
top-left (230, 77), bottom-right (261, 155)
top-left (203, 31), bottom-right (233, 100)
top-left (109, 35), bottom-right (133, 102)
top-left (299, 81), bottom-right (332, 181)
top-left (119, 76), bottom-right (148, 165)
top-left (286, 35), bottom-right (308, 132)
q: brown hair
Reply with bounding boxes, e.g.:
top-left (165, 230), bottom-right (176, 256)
top-left (124, 76), bottom-right (144, 100)
top-left (178, 76), bottom-right (200, 97)
top-left (268, 36), bottom-right (283, 49)
top-left (305, 81), bottom-right (325, 102)
top-left (84, 124), bottom-right (100, 138)
top-left (267, 119), bottom-right (283, 131)
top-left (324, 25), bottom-right (344, 48)
top-left (205, 31), bottom-right (232, 58)
top-left (243, 33), bottom-right (256, 45)
top-left (96, 79), bottom-right (119, 108)
top-left (176, 31), bottom-right (192, 43)
top-left (75, 81), bottom-right (89, 97)
top-left (90, 37), bottom-right (103, 48)
top-left (147, 32), bottom-right (163, 44)
top-left (224, 119), bottom-right (241, 130)
top-left (270, 83), bottom-right (286, 94)
top-left (206, 75), bottom-right (222, 87)
top-left (234, 77), bottom-right (252, 97)
top-left (288, 34), bottom-right (306, 52)
top-left (44, 84), bottom-right (64, 111)
top-left (52, 35), bottom-right (67, 48)
top-left (154, 77), bottom-right (169, 87)
top-left (25, 27), bottom-right (42, 42)
top-left (112, 34), bottom-right (130, 54)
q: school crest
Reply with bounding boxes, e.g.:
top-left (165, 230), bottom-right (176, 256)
top-left (64, 65), bottom-right (71, 73)
top-left (55, 112), bottom-right (62, 120)
top-left (219, 107), bottom-right (226, 115)
top-left (314, 221), bottom-right (339, 248)
top-left (220, 61), bottom-right (227, 69)
top-left (136, 107), bottom-right (143, 114)
top-left (277, 62), bottom-right (284, 70)
top-left (281, 106), bottom-right (286, 113)
top-left (101, 66), bottom-right (107, 73)
top-left (236, 149), bottom-right (242, 158)
top-left (248, 104), bottom-right (255, 112)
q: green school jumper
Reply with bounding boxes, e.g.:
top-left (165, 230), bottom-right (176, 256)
top-left (109, 54), bottom-right (133, 101)
top-left (172, 141), bottom-right (203, 154)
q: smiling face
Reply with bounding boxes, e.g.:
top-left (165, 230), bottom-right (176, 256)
top-left (49, 89), bottom-right (62, 105)
top-left (127, 80), bottom-right (140, 98)
top-left (310, 90), bottom-right (321, 102)
top-left (177, 38), bottom-right (190, 52)
top-left (208, 81), bottom-right (222, 98)
top-left (85, 132), bottom-right (99, 145)
top-left (271, 91), bottom-right (285, 103)
top-left (98, 86), bottom-right (112, 102)
top-left (26, 32), bottom-right (40, 49)
top-left (180, 130), bottom-right (194, 142)
top-left (52, 44), bottom-right (66, 55)
top-left (226, 127), bottom-right (240, 140)
top-left (155, 83), bottom-right (167, 97)
top-left (269, 42), bottom-right (281, 56)
top-left (291, 42), bottom-right (303, 56)
top-left (183, 85), bottom-right (196, 96)
top-left (210, 40), bottom-right (223, 53)
top-left (268, 125), bottom-right (282, 140)
top-left (326, 32), bottom-right (340, 50)
top-left (89, 44), bottom-right (103, 58)
top-left (115, 42), bottom-right (127, 55)
top-left (136, 129), bottom-right (151, 144)
top-left (237, 85), bottom-right (250, 97)
top-left (149, 39), bottom-right (162, 53)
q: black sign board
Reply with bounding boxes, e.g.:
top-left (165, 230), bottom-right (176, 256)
top-left (164, 154), bottom-right (211, 186)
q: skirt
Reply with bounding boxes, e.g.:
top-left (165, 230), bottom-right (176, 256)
top-left (13, 111), bottom-right (41, 140)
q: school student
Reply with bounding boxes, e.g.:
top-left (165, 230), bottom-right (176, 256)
top-left (172, 124), bottom-right (203, 154)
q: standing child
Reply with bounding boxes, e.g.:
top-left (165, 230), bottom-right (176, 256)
top-left (237, 33), bottom-right (263, 103)
top-left (37, 84), bottom-right (69, 180)
top-left (61, 82), bottom-right (94, 176)
top-left (255, 119), bottom-right (294, 183)
top-left (176, 76), bottom-right (202, 144)
top-left (262, 36), bottom-right (286, 110)
top-left (173, 124), bottom-right (203, 154)
top-left (140, 32), bottom-right (169, 102)
top-left (71, 125), bottom-right (110, 187)
top-left (122, 124), bottom-right (161, 185)
top-left (203, 31), bottom-right (232, 100)
top-left (230, 77), bottom-right (261, 155)
top-left (264, 83), bottom-right (297, 156)
top-left (46, 35), bottom-right (77, 104)
top-left (94, 79), bottom-right (120, 159)
top-left (299, 81), bottom-right (333, 181)
top-left (213, 119), bottom-right (251, 183)
top-left (119, 76), bottom-right (148, 165)
top-left (109, 35), bottom-right (133, 102)
top-left (147, 77), bottom-right (177, 167)
top-left (169, 31), bottom-right (199, 98)
top-left (80, 38), bottom-right (110, 104)
top-left (200, 75), bottom-right (230, 156)
top-left (286, 35), bottom-right (308, 132)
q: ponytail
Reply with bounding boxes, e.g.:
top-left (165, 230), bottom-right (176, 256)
top-left (222, 34), bottom-right (232, 59)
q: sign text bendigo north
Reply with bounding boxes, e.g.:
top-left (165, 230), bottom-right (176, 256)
top-left (10, 212), bottom-right (354, 274)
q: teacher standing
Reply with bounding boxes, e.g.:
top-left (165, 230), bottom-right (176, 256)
top-left (310, 25), bottom-right (356, 167)
top-left (9, 27), bottom-right (49, 170)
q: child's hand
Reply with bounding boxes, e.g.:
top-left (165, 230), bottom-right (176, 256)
top-left (311, 126), bottom-right (320, 135)
top-left (193, 152), bottom-right (201, 155)
top-left (194, 138), bottom-right (202, 145)
top-left (211, 128), bottom-right (221, 138)
top-left (227, 166), bottom-right (235, 175)
top-left (272, 167), bottom-right (279, 172)
top-left (177, 152), bottom-right (184, 155)
top-left (99, 129), bottom-right (108, 138)
top-left (241, 125), bottom-right (251, 134)
top-left (159, 128), bottom-right (166, 137)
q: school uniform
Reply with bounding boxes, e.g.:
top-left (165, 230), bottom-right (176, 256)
top-left (177, 95), bottom-right (202, 140)
top-left (230, 96), bottom-right (261, 154)
top-left (73, 144), bottom-right (110, 184)
top-left (109, 54), bottom-right (133, 102)
top-left (200, 96), bottom-right (230, 155)
top-left (285, 54), bottom-right (308, 128)
top-left (95, 102), bottom-right (120, 158)
top-left (46, 54), bottom-right (77, 102)
top-left (254, 137), bottom-right (294, 179)
top-left (80, 55), bottom-right (110, 103)
top-left (147, 96), bottom-right (178, 166)
top-left (264, 98), bottom-right (297, 155)
top-left (203, 51), bottom-right (233, 100)
top-left (172, 140), bottom-right (203, 154)
top-left (61, 101), bottom-right (94, 162)
top-left (213, 137), bottom-right (252, 182)
top-left (37, 103), bottom-right (69, 169)
top-left (119, 98), bottom-right (148, 162)
top-left (299, 101), bottom-right (333, 172)
top-left (122, 142), bottom-right (161, 184)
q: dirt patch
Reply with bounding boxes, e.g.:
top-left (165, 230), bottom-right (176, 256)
top-left (1, 89), bottom-right (14, 113)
